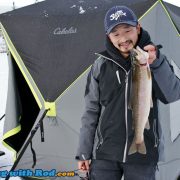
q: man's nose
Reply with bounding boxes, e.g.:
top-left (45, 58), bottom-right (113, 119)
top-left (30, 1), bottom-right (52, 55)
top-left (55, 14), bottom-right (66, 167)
top-left (118, 38), bottom-right (128, 44)
top-left (117, 36), bottom-right (128, 44)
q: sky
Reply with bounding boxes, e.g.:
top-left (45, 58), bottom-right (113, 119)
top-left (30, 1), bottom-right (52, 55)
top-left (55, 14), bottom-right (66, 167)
top-left (0, 0), bottom-right (44, 7)
top-left (0, 0), bottom-right (45, 13)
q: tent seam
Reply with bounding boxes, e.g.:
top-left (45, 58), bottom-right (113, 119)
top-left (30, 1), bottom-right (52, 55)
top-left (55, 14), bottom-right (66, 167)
top-left (0, 23), bottom-right (44, 108)
top-left (159, 0), bottom-right (180, 36)
top-left (1, 125), bottom-right (21, 161)
top-left (138, 0), bottom-right (159, 21)
top-left (55, 65), bottom-right (92, 102)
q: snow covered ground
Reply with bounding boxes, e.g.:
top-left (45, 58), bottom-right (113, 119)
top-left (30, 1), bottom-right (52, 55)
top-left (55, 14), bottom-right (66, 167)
top-left (0, 51), bottom-right (21, 180)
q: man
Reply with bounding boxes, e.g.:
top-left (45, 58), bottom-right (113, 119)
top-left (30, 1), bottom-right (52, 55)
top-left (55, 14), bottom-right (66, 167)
top-left (76, 6), bottom-right (180, 180)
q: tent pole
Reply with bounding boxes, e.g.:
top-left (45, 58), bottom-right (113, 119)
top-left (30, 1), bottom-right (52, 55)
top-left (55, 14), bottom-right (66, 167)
top-left (5, 108), bottom-right (49, 180)
top-left (0, 114), bottom-right (5, 121)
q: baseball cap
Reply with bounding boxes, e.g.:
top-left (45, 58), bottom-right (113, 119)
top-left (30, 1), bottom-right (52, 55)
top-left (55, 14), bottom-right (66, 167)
top-left (104, 6), bottom-right (138, 34)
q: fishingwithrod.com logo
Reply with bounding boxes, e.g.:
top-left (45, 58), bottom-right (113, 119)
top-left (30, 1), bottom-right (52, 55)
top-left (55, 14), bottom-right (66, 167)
top-left (0, 169), bottom-right (75, 178)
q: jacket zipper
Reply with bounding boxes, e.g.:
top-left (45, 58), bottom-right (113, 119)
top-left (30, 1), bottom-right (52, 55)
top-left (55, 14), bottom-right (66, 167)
top-left (116, 70), bottom-right (121, 84)
top-left (153, 118), bottom-right (158, 147)
top-left (95, 53), bottom-right (129, 162)
top-left (123, 74), bottom-right (129, 162)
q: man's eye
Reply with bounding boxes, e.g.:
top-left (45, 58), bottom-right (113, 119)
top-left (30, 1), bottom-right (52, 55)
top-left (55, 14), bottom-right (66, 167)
top-left (114, 34), bottom-right (119, 37)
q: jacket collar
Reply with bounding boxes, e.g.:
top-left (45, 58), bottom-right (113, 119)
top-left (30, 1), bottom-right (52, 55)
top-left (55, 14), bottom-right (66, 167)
top-left (98, 28), bottom-right (153, 72)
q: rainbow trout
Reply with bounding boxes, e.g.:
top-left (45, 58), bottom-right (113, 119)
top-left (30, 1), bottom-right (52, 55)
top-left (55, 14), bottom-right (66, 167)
top-left (128, 46), bottom-right (153, 155)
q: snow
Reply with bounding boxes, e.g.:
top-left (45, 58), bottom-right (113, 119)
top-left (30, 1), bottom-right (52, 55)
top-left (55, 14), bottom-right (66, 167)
top-left (0, 52), bottom-right (21, 180)
top-left (79, 6), bottom-right (86, 14)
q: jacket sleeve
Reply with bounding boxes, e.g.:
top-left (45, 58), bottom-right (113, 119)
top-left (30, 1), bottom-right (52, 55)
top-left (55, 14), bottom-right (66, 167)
top-left (150, 53), bottom-right (180, 104)
top-left (76, 58), bottom-right (102, 161)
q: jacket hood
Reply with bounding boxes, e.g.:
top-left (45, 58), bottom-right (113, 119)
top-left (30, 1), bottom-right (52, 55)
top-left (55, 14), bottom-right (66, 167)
top-left (103, 28), bottom-right (152, 71)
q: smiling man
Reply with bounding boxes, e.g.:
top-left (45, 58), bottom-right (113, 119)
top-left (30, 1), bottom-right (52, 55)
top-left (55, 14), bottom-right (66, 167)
top-left (108, 24), bottom-right (140, 58)
top-left (76, 6), bottom-right (180, 180)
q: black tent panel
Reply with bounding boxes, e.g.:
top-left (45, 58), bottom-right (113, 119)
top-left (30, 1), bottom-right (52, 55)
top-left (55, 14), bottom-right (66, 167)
top-left (0, 0), bottom-right (157, 101)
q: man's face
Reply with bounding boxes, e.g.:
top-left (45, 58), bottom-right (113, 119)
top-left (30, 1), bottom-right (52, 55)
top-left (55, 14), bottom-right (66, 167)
top-left (108, 23), bottom-right (141, 58)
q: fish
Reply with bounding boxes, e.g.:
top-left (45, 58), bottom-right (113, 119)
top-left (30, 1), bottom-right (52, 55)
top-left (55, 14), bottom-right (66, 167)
top-left (128, 46), bottom-right (153, 155)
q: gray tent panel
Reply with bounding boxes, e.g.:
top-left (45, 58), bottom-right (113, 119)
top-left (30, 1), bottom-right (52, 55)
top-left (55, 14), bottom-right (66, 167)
top-left (140, 2), bottom-right (180, 180)
top-left (15, 69), bottom-right (90, 179)
top-left (4, 54), bottom-right (21, 139)
top-left (153, 2), bottom-right (180, 163)
top-left (163, 1), bottom-right (180, 34)
top-left (170, 100), bottom-right (180, 142)
top-left (55, 69), bottom-right (90, 133)
top-left (169, 60), bottom-right (180, 142)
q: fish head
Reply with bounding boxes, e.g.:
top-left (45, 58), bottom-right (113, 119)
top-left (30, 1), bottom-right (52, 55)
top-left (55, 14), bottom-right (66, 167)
top-left (130, 47), bottom-right (149, 65)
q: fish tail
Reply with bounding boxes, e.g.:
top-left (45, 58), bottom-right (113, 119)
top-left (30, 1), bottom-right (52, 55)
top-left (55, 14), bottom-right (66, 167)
top-left (137, 141), bottom-right (147, 154)
top-left (128, 138), bottom-right (138, 155)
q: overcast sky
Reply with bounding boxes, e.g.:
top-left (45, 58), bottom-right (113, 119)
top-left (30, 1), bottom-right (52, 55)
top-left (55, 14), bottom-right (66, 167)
top-left (0, 0), bottom-right (44, 7)
top-left (0, 0), bottom-right (45, 13)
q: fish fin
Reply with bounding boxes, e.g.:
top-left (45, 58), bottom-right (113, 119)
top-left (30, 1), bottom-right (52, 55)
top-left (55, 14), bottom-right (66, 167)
top-left (128, 73), bottom-right (133, 110)
top-left (150, 97), bottom-right (153, 108)
top-left (132, 118), bottom-right (135, 130)
top-left (145, 120), bottom-right (150, 130)
top-left (137, 141), bottom-right (147, 154)
top-left (128, 139), bottom-right (137, 155)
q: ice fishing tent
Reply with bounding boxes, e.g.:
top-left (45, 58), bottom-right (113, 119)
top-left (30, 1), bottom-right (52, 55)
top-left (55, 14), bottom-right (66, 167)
top-left (0, 0), bottom-right (180, 179)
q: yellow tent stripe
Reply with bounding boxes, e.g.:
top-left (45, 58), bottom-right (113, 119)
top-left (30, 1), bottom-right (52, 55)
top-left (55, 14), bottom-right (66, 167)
top-left (159, 0), bottom-right (180, 36)
top-left (1, 125), bottom-right (21, 161)
top-left (139, 1), bottom-right (159, 21)
top-left (0, 23), bottom-right (44, 108)
top-left (55, 65), bottom-right (92, 102)
top-left (2, 125), bottom-right (21, 140)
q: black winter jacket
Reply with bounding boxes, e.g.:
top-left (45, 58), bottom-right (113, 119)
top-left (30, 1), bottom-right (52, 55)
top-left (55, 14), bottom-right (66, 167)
top-left (76, 28), bottom-right (180, 164)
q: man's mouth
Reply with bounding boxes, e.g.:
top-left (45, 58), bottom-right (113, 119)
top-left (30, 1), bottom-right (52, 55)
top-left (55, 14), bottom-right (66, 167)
top-left (119, 40), bottom-right (132, 48)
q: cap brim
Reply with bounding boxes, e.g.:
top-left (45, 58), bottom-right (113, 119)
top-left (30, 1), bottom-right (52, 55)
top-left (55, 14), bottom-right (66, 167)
top-left (106, 21), bottom-right (138, 34)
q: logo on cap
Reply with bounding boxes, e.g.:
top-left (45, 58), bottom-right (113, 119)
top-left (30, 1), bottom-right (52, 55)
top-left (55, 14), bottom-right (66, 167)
top-left (110, 10), bottom-right (126, 21)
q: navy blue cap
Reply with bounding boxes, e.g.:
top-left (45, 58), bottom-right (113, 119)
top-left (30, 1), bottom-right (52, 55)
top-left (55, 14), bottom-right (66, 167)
top-left (104, 6), bottom-right (138, 34)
